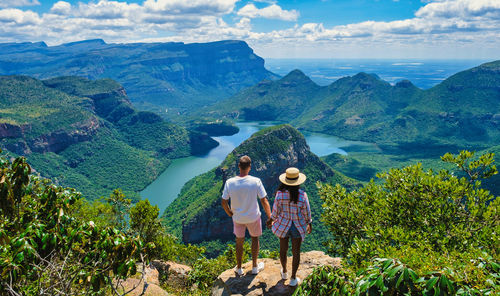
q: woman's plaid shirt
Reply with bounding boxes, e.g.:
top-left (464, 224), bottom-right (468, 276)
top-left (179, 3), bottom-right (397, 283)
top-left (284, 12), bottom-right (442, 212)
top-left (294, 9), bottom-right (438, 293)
top-left (271, 189), bottom-right (312, 240)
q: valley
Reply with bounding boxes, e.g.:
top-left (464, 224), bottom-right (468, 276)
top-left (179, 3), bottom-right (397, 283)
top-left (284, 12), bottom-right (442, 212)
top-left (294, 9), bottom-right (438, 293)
top-left (0, 39), bottom-right (498, 257)
top-left (141, 121), bottom-right (378, 213)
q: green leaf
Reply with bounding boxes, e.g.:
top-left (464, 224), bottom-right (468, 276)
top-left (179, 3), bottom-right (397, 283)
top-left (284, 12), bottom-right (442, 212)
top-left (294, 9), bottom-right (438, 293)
top-left (386, 265), bottom-right (403, 278)
top-left (425, 277), bottom-right (439, 291)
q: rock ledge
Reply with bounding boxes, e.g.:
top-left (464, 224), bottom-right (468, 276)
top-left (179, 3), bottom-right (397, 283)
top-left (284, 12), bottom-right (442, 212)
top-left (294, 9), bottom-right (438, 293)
top-left (212, 251), bottom-right (341, 296)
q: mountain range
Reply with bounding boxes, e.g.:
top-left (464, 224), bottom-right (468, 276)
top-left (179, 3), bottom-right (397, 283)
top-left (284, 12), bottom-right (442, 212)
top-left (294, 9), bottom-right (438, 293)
top-left (202, 60), bottom-right (500, 151)
top-left (0, 39), bottom-right (278, 118)
top-left (0, 75), bottom-right (216, 200)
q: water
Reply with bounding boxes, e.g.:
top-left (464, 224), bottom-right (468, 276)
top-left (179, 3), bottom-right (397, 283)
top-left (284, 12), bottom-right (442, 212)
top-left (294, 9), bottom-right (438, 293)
top-left (140, 121), bottom-right (376, 212)
top-left (265, 59), bottom-right (488, 89)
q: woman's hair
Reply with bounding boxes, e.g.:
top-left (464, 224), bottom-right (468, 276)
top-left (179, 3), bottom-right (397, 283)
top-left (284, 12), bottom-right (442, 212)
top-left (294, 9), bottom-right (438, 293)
top-left (277, 182), bottom-right (300, 203)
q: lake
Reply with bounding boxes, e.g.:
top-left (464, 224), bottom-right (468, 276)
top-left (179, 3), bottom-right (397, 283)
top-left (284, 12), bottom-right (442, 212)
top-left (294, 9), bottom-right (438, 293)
top-left (140, 121), bottom-right (377, 212)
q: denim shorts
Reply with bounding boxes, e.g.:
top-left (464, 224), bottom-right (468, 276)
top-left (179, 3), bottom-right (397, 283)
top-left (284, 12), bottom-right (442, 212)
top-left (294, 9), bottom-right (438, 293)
top-left (285, 223), bottom-right (302, 239)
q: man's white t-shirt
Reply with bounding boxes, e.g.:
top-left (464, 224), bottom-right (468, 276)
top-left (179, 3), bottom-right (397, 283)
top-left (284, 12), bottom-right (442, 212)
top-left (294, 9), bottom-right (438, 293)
top-left (222, 175), bottom-right (267, 224)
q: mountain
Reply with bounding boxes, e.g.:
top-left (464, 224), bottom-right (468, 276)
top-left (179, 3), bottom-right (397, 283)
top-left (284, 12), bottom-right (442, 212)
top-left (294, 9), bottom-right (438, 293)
top-left (204, 60), bottom-right (500, 151)
top-left (203, 69), bottom-right (322, 121)
top-left (0, 39), bottom-right (278, 116)
top-left (162, 124), bottom-right (359, 254)
top-left (0, 75), bottom-right (217, 200)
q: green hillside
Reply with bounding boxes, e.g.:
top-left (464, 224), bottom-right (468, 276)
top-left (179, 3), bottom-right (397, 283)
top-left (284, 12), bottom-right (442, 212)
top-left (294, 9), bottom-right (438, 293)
top-left (323, 144), bottom-right (500, 197)
top-left (204, 60), bottom-right (500, 150)
top-left (163, 124), bottom-right (359, 255)
top-left (0, 75), bottom-right (217, 200)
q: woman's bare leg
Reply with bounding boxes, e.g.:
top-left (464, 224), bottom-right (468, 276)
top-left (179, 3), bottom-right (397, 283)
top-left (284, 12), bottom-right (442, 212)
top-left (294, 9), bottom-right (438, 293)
top-left (279, 237), bottom-right (289, 273)
top-left (291, 237), bottom-right (302, 279)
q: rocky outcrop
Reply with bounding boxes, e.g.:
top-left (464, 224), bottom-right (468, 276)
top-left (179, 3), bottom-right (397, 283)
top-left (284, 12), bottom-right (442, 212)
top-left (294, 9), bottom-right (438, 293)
top-left (151, 260), bottom-right (192, 289)
top-left (211, 251), bottom-right (341, 296)
top-left (181, 125), bottom-right (336, 244)
top-left (0, 123), bottom-right (30, 138)
top-left (29, 117), bottom-right (101, 153)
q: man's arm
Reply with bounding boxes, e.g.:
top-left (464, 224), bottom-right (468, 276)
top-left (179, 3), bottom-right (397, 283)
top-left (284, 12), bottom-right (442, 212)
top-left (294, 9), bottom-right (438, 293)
top-left (259, 196), bottom-right (272, 221)
top-left (221, 199), bottom-right (233, 217)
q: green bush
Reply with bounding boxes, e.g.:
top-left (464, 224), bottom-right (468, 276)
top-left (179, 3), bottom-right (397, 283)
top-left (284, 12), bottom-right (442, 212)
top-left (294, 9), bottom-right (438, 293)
top-left (295, 150), bottom-right (499, 294)
top-left (0, 152), bottom-right (147, 295)
top-left (294, 265), bottom-right (355, 296)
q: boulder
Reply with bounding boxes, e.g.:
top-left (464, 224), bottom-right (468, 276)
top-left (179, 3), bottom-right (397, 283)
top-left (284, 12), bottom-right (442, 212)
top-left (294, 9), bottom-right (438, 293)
top-left (212, 251), bottom-right (341, 296)
top-left (118, 278), bottom-right (170, 296)
top-left (119, 264), bottom-right (168, 296)
top-left (151, 260), bottom-right (192, 289)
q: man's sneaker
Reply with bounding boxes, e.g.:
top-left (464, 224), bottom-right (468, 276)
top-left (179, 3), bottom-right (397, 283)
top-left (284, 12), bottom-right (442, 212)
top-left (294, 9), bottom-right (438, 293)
top-left (234, 266), bottom-right (243, 276)
top-left (281, 269), bottom-right (288, 280)
top-left (251, 262), bottom-right (265, 274)
top-left (289, 277), bottom-right (300, 287)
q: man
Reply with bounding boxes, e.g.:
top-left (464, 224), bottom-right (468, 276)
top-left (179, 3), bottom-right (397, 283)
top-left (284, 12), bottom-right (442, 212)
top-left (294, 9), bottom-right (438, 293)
top-left (221, 155), bottom-right (272, 276)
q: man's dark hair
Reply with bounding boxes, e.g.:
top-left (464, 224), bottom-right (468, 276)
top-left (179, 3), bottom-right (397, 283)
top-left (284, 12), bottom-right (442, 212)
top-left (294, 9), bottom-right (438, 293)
top-left (239, 155), bottom-right (251, 170)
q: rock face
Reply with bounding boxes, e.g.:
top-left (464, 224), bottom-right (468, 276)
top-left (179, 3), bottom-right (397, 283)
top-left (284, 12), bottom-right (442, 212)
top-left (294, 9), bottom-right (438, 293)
top-left (0, 39), bottom-right (278, 111)
top-left (212, 251), bottom-right (341, 296)
top-left (29, 117), bottom-right (101, 153)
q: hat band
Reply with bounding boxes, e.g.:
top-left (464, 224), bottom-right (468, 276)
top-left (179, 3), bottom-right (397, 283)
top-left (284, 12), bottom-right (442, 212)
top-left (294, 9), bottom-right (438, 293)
top-left (286, 176), bottom-right (299, 181)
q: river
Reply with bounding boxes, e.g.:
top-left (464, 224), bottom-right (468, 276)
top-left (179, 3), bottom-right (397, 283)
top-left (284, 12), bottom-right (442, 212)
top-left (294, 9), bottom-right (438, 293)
top-left (140, 121), bottom-right (377, 212)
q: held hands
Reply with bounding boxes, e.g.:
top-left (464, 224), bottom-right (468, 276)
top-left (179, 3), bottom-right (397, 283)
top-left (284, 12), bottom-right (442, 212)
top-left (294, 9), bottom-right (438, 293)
top-left (307, 223), bottom-right (312, 234)
top-left (266, 218), bottom-right (273, 229)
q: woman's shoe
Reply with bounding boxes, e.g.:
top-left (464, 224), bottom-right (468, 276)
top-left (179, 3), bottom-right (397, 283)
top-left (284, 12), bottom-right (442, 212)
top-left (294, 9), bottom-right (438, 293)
top-left (251, 262), bottom-right (265, 274)
top-left (289, 277), bottom-right (300, 287)
top-left (281, 269), bottom-right (288, 280)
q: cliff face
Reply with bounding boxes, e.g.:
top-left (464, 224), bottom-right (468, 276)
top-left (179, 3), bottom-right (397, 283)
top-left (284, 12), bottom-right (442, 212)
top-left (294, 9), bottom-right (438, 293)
top-left (164, 125), bottom-right (356, 251)
top-left (29, 117), bottom-right (101, 153)
top-left (0, 40), bottom-right (278, 112)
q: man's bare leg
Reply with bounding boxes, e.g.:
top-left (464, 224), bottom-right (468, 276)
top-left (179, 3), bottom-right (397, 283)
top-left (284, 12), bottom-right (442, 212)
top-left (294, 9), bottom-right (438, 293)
top-left (251, 236), bottom-right (259, 267)
top-left (236, 237), bottom-right (245, 269)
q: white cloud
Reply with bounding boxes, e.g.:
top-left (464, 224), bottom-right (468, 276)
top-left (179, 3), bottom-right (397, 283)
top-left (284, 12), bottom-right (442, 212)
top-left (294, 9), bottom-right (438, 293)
top-left (416, 0), bottom-right (500, 19)
top-left (237, 3), bottom-right (299, 21)
top-left (75, 0), bottom-right (142, 20)
top-left (0, 0), bottom-right (498, 59)
top-left (0, 8), bottom-right (41, 25)
top-left (143, 0), bottom-right (237, 15)
top-left (50, 1), bottom-right (71, 15)
top-left (0, 0), bottom-right (39, 8)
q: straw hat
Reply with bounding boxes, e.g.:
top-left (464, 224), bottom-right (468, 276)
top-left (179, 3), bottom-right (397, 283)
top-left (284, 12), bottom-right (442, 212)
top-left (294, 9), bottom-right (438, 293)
top-left (279, 167), bottom-right (306, 186)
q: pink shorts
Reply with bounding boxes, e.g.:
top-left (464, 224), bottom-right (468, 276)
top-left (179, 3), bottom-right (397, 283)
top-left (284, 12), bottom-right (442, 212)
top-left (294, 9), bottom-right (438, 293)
top-left (233, 218), bottom-right (262, 238)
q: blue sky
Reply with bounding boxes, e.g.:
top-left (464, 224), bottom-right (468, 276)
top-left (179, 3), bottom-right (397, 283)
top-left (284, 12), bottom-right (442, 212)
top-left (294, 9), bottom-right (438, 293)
top-left (0, 0), bottom-right (499, 59)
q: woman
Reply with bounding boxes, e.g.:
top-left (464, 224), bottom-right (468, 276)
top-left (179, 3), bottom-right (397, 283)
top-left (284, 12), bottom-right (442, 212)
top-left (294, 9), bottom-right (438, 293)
top-left (267, 167), bottom-right (312, 287)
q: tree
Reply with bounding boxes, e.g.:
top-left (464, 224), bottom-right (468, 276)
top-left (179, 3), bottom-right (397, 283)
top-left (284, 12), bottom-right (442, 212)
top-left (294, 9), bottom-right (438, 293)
top-left (129, 199), bottom-right (162, 244)
top-left (105, 189), bottom-right (131, 231)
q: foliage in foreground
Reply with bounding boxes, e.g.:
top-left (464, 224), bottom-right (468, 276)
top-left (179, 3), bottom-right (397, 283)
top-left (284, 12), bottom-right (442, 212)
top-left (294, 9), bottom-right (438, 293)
top-left (296, 150), bottom-right (499, 295)
top-left (0, 153), bottom-right (147, 295)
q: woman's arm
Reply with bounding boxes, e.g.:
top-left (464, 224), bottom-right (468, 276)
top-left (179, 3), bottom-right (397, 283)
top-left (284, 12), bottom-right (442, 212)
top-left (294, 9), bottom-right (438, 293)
top-left (303, 192), bottom-right (312, 234)
top-left (303, 192), bottom-right (312, 224)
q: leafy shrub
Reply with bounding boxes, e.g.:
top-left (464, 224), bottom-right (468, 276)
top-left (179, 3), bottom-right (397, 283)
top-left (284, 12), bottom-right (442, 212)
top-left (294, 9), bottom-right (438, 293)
top-left (294, 265), bottom-right (355, 296)
top-left (296, 256), bottom-right (499, 296)
top-left (0, 152), bottom-right (147, 295)
top-left (298, 150), bottom-right (500, 294)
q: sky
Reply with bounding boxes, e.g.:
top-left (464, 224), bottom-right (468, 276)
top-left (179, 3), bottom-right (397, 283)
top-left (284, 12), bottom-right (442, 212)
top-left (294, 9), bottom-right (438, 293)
top-left (0, 0), bottom-right (499, 59)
